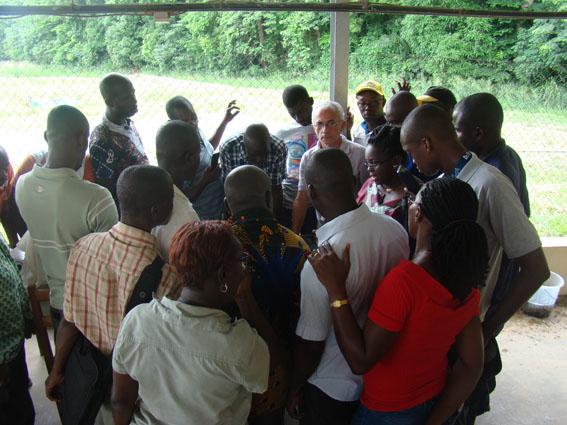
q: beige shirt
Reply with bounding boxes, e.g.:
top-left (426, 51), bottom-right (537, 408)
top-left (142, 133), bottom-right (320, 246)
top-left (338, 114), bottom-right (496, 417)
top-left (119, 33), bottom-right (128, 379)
top-left (113, 298), bottom-right (270, 425)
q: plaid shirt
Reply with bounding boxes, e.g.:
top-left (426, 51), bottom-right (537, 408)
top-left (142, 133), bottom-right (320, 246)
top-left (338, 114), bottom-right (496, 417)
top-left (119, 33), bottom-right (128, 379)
top-left (63, 222), bottom-right (182, 356)
top-left (220, 132), bottom-right (287, 185)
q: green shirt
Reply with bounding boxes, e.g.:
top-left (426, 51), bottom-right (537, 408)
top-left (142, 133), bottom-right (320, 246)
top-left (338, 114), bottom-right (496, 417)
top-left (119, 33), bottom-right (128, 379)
top-left (15, 165), bottom-right (119, 309)
top-left (0, 235), bottom-right (32, 364)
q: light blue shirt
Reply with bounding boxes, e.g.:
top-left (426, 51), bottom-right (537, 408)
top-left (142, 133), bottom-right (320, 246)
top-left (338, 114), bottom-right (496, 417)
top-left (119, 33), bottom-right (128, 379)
top-left (183, 129), bottom-right (225, 220)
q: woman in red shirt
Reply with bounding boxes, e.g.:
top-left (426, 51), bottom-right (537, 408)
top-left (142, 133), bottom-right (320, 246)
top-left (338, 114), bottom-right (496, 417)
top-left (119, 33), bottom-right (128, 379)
top-left (309, 177), bottom-right (489, 425)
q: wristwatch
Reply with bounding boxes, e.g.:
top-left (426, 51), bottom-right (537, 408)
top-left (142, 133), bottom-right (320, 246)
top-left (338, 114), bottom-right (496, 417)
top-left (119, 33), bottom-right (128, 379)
top-left (330, 299), bottom-right (350, 308)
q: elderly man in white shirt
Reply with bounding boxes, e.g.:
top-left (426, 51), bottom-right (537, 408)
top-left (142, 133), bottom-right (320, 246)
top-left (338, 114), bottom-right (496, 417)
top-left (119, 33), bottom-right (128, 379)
top-left (292, 101), bottom-right (369, 234)
top-left (287, 148), bottom-right (409, 425)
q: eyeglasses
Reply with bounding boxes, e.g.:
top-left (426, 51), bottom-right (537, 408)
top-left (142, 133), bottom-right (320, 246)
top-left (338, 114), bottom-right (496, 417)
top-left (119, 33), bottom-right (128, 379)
top-left (357, 101), bottom-right (380, 108)
top-left (314, 120), bottom-right (339, 130)
top-left (363, 161), bottom-right (385, 171)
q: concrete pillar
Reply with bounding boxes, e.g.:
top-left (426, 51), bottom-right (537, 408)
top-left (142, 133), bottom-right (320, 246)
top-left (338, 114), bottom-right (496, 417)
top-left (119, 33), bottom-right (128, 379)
top-left (329, 0), bottom-right (350, 114)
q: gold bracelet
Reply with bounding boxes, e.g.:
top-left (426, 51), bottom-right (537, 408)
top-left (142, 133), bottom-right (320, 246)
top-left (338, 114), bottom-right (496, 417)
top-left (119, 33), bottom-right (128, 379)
top-left (330, 299), bottom-right (350, 308)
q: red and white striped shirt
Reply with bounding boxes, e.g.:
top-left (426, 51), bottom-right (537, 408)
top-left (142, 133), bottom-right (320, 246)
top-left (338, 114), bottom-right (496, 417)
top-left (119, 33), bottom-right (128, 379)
top-left (63, 222), bottom-right (182, 355)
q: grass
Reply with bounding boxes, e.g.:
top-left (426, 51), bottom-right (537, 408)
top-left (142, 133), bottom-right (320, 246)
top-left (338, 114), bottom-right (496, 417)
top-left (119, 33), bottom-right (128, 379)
top-left (1, 60), bottom-right (566, 237)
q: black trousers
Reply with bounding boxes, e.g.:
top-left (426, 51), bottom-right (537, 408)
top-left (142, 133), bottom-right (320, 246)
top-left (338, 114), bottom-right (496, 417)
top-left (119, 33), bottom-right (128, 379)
top-left (0, 343), bottom-right (35, 425)
top-left (300, 383), bottom-right (359, 425)
top-left (50, 306), bottom-right (63, 340)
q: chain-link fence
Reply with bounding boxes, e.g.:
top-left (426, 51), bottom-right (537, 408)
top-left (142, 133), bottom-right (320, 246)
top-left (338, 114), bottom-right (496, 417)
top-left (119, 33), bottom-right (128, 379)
top-left (1, 40), bottom-right (566, 238)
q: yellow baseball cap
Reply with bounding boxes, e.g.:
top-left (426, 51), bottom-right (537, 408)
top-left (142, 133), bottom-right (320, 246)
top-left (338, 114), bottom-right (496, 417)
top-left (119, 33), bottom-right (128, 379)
top-left (416, 95), bottom-right (439, 106)
top-left (355, 80), bottom-right (385, 97)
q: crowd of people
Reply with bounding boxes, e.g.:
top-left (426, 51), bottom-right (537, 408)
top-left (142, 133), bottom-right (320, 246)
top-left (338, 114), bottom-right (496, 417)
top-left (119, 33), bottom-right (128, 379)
top-left (0, 72), bottom-right (550, 425)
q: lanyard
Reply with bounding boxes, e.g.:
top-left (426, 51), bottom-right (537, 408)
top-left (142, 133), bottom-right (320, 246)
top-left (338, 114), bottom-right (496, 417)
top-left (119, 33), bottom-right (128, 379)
top-left (451, 151), bottom-right (473, 178)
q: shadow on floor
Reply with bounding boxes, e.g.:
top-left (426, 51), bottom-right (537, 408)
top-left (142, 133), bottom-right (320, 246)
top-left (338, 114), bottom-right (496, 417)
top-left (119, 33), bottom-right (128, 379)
top-left (28, 298), bottom-right (567, 425)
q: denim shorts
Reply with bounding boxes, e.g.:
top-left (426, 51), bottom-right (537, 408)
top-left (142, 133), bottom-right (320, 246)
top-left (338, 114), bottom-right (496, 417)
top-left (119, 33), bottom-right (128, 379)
top-left (351, 395), bottom-right (457, 425)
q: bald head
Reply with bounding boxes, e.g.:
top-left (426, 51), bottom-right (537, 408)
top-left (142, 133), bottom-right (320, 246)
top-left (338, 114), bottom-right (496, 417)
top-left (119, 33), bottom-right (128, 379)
top-left (243, 124), bottom-right (271, 166)
top-left (385, 91), bottom-right (418, 127)
top-left (454, 93), bottom-right (503, 135)
top-left (117, 165), bottom-right (173, 218)
top-left (225, 165), bottom-right (272, 214)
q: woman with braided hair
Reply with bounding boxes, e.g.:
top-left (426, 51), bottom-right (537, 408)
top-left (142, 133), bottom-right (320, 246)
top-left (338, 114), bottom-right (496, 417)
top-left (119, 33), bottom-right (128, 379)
top-left (308, 177), bottom-right (489, 425)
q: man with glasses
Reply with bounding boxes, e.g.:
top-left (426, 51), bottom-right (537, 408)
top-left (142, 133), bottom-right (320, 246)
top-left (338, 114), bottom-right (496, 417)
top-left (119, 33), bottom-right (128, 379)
top-left (292, 101), bottom-right (368, 234)
top-left (220, 123), bottom-right (287, 219)
top-left (348, 80), bottom-right (387, 146)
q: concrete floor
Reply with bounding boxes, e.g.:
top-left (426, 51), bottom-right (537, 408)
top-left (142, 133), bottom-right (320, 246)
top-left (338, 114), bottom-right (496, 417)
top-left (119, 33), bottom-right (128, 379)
top-left (28, 297), bottom-right (567, 425)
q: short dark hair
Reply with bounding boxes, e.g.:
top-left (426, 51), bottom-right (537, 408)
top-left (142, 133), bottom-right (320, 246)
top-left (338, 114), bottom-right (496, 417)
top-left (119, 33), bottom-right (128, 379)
top-left (367, 125), bottom-right (407, 162)
top-left (116, 165), bottom-right (172, 216)
top-left (419, 177), bottom-right (489, 302)
top-left (169, 221), bottom-right (236, 289)
top-left (165, 96), bottom-right (194, 119)
top-left (282, 85), bottom-right (310, 108)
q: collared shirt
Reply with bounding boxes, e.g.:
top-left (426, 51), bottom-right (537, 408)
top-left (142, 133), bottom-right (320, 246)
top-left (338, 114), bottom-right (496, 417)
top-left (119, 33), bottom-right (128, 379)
top-left (89, 114), bottom-right (149, 193)
top-left (113, 298), bottom-right (269, 425)
top-left (481, 140), bottom-right (531, 306)
top-left (152, 185), bottom-right (199, 261)
top-left (455, 153), bottom-right (541, 318)
top-left (0, 235), bottom-right (32, 364)
top-left (275, 123), bottom-right (318, 208)
top-left (219, 132), bottom-right (287, 185)
top-left (15, 165), bottom-right (118, 309)
top-left (231, 207), bottom-right (310, 417)
top-left (296, 204), bottom-right (409, 401)
top-left (298, 134), bottom-right (369, 194)
top-left (64, 222), bottom-right (182, 355)
top-left (183, 128), bottom-right (225, 220)
top-left (482, 140), bottom-right (530, 216)
top-left (352, 121), bottom-right (370, 146)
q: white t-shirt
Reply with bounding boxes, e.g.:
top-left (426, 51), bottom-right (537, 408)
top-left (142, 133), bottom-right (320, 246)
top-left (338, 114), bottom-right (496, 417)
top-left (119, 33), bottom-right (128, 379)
top-left (296, 204), bottom-right (409, 401)
top-left (352, 122), bottom-right (369, 146)
top-left (152, 185), bottom-right (199, 261)
top-left (275, 122), bottom-right (318, 209)
top-left (457, 154), bottom-right (541, 318)
top-left (113, 298), bottom-right (269, 425)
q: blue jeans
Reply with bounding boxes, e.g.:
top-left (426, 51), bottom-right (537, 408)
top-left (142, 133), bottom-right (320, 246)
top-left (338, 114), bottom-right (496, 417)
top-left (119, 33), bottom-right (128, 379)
top-left (351, 396), bottom-right (457, 425)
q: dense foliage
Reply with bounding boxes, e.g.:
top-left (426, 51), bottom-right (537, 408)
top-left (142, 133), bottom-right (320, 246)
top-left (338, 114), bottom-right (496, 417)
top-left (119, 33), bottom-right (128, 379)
top-left (0, 0), bottom-right (565, 84)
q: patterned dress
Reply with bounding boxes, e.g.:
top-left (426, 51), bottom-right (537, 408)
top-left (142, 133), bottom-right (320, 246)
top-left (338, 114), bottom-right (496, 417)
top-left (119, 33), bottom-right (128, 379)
top-left (231, 207), bottom-right (310, 418)
top-left (357, 177), bottom-right (404, 225)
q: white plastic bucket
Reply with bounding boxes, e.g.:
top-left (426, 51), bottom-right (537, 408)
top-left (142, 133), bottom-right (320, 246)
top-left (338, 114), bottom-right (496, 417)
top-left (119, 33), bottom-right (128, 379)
top-left (522, 272), bottom-right (565, 318)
